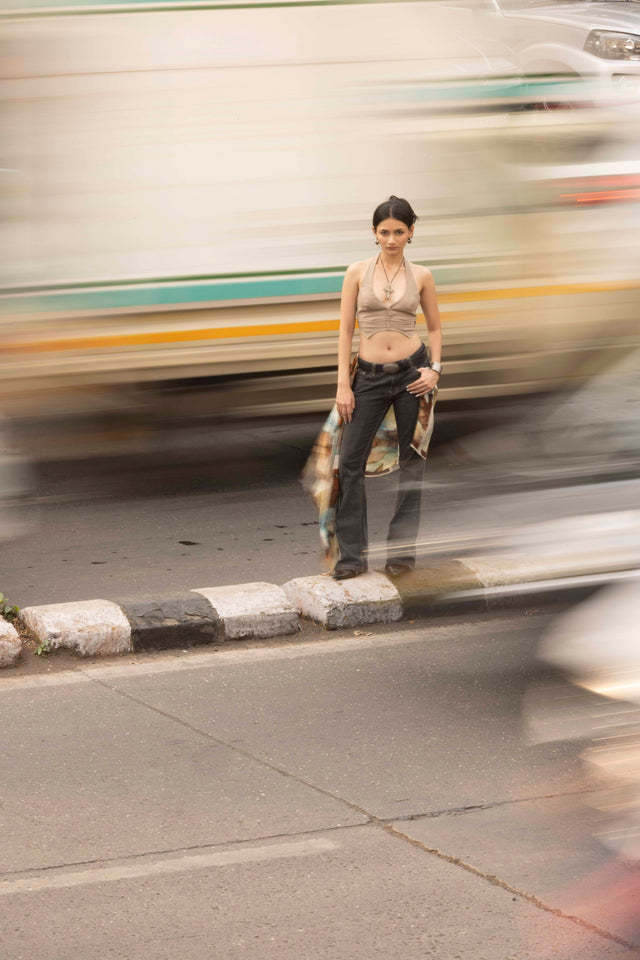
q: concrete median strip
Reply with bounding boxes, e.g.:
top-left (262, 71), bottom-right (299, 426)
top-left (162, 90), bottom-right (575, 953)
top-left (20, 599), bottom-right (133, 657)
top-left (192, 582), bottom-right (297, 640)
top-left (14, 581), bottom-right (298, 662)
top-left (282, 572), bottom-right (402, 630)
top-left (0, 619), bottom-right (22, 668)
top-left (117, 593), bottom-right (221, 650)
top-left (5, 550), bottom-right (635, 667)
top-left (388, 560), bottom-right (485, 614)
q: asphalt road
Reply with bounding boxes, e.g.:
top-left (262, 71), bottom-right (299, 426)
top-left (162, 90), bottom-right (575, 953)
top-left (2, 410), bottom-right (638, 610)
top-left (2, 612), bottom-right (639, 959)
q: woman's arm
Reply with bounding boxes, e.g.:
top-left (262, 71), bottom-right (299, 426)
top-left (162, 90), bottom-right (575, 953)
top-left (421, 269), bottom-right (442, 365)
top-left (336, 263), bottom-right (360, 422)
top-left (407, 268), bottom-right (442, 397)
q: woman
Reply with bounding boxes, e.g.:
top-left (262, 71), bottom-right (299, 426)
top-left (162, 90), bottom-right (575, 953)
top-left (333, 196), bottom-right (442, 581)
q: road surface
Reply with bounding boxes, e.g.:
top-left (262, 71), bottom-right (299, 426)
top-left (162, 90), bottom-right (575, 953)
top-left (1, 612), bottom-right (639, 958)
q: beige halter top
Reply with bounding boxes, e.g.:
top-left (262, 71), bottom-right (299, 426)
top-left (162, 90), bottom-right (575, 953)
top-left (356, 256), bottom-right (419, 339)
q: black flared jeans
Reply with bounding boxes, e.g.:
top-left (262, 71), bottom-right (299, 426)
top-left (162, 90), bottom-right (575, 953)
top-left (336, 343), bottom-right (427, 571)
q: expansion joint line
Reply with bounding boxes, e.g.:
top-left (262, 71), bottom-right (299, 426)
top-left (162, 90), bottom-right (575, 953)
top-left (89, 673), bottom-right (640, 954)
top-left (387, 788), bottom-right (601, 823)
top-left (380, 820), bottom-right (640, 953)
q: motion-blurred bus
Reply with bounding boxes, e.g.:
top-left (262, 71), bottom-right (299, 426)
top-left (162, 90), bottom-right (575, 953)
top-left (2, 0), bottom-right (639, 454)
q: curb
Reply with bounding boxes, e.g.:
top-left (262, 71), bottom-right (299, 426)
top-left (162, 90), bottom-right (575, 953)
top-left (283, 572), bottom-right (402, 630)
top-left (17, 582), bottom-right (296, 659)
top-left (0, 619), bottom-right (21, 668)
top-left (6, 554), bottom-right (637, 667)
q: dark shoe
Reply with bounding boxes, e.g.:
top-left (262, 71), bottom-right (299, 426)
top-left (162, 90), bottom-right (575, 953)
top-left (385, 562), bottom-right (413, 578)
top-left (332, 565), bottom-right (367, 581)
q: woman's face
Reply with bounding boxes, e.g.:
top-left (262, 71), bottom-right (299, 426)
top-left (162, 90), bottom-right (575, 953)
top-left (373, 217), bottom-right (413, 255)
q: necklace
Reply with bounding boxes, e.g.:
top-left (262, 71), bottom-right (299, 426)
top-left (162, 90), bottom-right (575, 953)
top-left (378, 256), bottom-right (404, 302)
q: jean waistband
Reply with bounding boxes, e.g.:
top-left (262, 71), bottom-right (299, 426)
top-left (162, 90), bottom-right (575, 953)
top-left (357, 344), bottom-right (426, 375)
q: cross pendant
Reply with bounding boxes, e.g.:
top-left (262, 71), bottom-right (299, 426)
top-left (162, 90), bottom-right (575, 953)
top-left (384, 284), bottom-right (393, 301)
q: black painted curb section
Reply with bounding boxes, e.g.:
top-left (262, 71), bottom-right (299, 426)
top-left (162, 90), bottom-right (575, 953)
top-left (391, 559), bottom-right (485, 617)
top-left (116, 594), bottom-right (221, 651)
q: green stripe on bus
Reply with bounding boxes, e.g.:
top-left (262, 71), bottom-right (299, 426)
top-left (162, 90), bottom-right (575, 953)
top-left (0, 262), bottom-right (501, 313)
top-left (2, 266), bottom-right (346, 298)
top-left (2, 274), bottom-right (344, 314)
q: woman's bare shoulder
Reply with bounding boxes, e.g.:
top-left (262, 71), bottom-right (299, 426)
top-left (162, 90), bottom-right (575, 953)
top-left (411, 262), bottom-right (435, 290)
top-left (345, 257), bottom-right (372, 282)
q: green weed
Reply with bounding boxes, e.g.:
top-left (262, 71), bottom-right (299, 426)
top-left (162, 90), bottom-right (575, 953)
top-left (0, 593), bottom-right (19, 623)
top-left (35, 638), bottom-right (51, 657)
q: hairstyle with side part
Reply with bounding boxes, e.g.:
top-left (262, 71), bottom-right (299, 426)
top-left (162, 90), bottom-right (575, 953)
top-left (372, 195), bottom-right (418, 230)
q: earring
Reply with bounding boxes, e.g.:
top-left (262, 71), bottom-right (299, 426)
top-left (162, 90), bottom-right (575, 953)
top-left (375, 239), bottom-right (379, 244)
top-left (407, 237), bottom-right (412, 244)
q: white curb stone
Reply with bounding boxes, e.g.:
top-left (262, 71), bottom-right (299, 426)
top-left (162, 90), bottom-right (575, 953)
top-left (20, 599), bottom-right (132, 656)
top-left (461, 552), bottom-right (618, 588)
top-left (0, 619), bottom-right (22, 667)
top-left (193, 582), bottom-right (298, 640)
top-left (283, 572), bottom-right (402, 630)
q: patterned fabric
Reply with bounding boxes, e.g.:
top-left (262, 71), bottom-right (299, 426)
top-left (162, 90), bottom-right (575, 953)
top-left (300, 388), bottom-right (437, 569)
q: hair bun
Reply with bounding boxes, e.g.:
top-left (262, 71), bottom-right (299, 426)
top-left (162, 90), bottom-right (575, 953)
top-left (372, 196), bottom-right (418, 231)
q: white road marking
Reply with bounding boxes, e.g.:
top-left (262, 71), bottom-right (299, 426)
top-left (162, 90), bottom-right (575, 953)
top-left (0, 837), bottom-right (338, 896)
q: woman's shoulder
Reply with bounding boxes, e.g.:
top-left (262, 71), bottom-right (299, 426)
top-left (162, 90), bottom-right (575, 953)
top-left (408, 261), bottom-right (435, 290)
top-left (345, 257), bottom-right (374, 284)
top-left (408, 261), bottom-right (433, 279)
top-left (346, 256), bottom-right (374, 274)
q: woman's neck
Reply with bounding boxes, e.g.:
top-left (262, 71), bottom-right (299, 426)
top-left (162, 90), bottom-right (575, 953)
top-left (377, 253), bottom-right (404, 271)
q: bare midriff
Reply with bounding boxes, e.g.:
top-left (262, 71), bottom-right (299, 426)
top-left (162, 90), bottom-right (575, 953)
top-left (357, 329), bottom-right (422, 363)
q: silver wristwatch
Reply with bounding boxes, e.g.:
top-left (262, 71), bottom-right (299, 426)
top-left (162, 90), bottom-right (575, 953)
top-left (430, 361), bottom-right (442, 375)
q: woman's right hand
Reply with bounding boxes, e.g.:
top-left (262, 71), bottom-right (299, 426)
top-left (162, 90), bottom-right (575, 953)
top-left (336, 384), bottom-right (355, 423)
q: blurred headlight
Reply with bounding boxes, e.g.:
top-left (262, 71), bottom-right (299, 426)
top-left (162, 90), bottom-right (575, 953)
top-left (585, 30), bottom-right (640, 60)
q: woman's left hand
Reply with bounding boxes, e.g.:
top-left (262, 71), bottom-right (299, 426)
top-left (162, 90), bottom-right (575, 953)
top-left (406, 366), bottom-right (439, 396)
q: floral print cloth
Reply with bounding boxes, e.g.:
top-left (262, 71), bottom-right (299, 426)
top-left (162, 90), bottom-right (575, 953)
top-left (300, 389), bottom-right (437, 569)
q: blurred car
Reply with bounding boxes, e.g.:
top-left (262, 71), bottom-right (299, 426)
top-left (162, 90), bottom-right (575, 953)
top-left (533, 576), bottom-right (640, 904)
top-left (452, 0), bottom-right (640, 86)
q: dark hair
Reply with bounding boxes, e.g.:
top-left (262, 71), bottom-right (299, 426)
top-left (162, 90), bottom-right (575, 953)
top-left (372, 195), bottom-right (418, 230)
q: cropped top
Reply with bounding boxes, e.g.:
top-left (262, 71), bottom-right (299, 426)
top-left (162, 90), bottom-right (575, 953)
top-left (356, 256), bottom-right (420, 339)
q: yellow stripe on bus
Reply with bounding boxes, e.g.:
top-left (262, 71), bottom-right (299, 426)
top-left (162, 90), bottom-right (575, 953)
top-left (4, 319), bottom-right (340, 354)
top-left (4, 279), bottom-right (638, 354)
top-left (437, 279), bottom-right (638, 303)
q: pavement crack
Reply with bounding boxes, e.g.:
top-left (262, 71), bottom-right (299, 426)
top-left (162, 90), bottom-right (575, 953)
top-left (382, 820), bottom-right (640, 954)
top-left (84, 674), bottom-right (375, 823)
top-left (83, 674), bottom-right (640, 953)
top-left (387, 788), bottom-right (600, 823)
